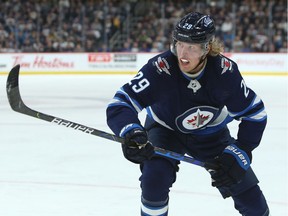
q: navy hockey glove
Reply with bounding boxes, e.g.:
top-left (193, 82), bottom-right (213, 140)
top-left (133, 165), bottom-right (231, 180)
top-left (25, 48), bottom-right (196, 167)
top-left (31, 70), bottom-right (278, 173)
top-left (121, 126), bottom-right (154, 164)
top-left (205, 144), bottom-right (252, 188)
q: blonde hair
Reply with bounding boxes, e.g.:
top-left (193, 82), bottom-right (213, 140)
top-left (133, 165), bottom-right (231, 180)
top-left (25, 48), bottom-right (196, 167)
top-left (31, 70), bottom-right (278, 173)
top-left (208, 38), bottom-right (224, 56)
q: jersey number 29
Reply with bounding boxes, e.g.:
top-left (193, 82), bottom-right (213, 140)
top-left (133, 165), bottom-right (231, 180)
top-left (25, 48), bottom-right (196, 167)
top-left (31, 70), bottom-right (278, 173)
top-left (129, 71), bottom-right (150, 93)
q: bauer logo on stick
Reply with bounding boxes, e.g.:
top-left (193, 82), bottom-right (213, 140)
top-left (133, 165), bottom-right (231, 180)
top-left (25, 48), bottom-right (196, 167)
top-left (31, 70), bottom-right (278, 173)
top-left (52, 118), bottom-right (95, 134)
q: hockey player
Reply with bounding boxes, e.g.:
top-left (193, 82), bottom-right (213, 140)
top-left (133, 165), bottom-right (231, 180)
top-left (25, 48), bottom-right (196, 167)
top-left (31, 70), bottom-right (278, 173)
top-left (106, 12), bottom-right (270, 216)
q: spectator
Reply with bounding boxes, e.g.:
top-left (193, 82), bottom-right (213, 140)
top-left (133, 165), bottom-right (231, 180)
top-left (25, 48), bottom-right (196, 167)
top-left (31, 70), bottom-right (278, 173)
top-left (0, 0), bottom-right (286, 53)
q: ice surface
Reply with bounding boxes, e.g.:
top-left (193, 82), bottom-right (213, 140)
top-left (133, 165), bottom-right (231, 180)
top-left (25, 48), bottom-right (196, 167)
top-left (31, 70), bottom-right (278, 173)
top-left (0, 74), bottom-right (287, 215)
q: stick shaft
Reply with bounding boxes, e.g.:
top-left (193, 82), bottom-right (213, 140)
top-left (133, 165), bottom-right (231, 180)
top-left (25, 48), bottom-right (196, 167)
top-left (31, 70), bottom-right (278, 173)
top-left (6, 64), bottom-right (208, 167)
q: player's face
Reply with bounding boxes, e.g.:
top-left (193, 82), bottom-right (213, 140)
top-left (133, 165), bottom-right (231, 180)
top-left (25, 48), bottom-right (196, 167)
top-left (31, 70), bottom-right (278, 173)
top-left (176, 41), bottom-right (204, 73)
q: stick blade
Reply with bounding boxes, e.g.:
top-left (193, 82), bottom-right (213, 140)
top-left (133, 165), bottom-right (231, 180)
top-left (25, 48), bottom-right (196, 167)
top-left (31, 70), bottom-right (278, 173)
top-left (7, 64), bottom-right (20, 89)
top-left (6, 64), bottom-right (25, 112)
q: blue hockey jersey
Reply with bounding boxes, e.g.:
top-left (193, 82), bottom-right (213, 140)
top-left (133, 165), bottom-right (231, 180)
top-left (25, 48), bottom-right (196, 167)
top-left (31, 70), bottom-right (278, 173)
top-left (106, 50), bottom-right (267, 151)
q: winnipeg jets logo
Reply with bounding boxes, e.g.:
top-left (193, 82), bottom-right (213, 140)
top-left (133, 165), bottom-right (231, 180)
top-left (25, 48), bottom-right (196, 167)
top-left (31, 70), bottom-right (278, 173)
top-left (187, 110), bottom-right (210, 128)
top-left (154, 57), bottom-right (171, 75)
top-left (221, 57), bottom-right (233, 74)
top-left (176, 106), bottom-right (218, 133)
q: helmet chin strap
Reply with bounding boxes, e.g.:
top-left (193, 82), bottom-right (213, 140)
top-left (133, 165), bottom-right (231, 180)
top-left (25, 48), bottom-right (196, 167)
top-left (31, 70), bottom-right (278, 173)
top-left (188, 54), bottom-right (207, 74)
top-left (187, 42), bottom-right (210, 74)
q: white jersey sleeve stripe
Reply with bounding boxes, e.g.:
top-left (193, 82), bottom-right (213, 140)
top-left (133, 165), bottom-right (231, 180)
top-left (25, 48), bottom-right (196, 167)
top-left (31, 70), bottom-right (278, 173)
top-left (146, 106), bottom-right (174, 130)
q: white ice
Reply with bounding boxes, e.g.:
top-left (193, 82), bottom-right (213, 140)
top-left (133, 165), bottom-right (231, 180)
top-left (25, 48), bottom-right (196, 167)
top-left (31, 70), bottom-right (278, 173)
top-left (0, 73), bottom-right (287, 216)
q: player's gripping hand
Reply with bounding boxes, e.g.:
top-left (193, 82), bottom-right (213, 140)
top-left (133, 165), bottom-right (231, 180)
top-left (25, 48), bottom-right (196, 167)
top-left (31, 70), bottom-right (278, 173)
top-left (120, 124), bottom-right (154, 164)
top-left (205, 144), bottom-right (252, 188)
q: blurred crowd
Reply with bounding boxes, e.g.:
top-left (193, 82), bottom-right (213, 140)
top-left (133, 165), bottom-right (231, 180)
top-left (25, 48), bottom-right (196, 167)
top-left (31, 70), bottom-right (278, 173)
top-left (0, 0), bottom-right (287, 53)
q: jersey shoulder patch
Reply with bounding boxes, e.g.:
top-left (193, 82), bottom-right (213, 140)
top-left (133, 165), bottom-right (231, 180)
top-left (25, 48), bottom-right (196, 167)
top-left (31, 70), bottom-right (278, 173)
top-left (148, 51), bottom-right (177, 76)
top-left (208, 55), bottom-right (238, 76)
top-left (153, 56), bottom-right (171, 75)
top-left (220, 57), bottom-right (234, 74)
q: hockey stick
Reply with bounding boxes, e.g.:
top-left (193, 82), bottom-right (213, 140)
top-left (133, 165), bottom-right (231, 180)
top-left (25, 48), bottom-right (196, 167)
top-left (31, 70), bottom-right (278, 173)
top-left (6, 64), bottom-right (213, 168)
